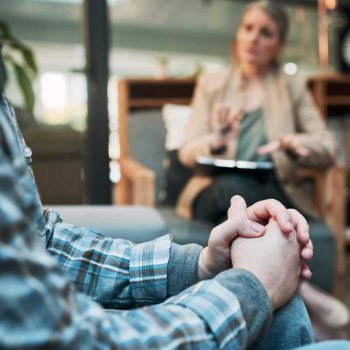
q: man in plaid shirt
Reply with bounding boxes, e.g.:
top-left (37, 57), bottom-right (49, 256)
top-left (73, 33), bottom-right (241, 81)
top-left (0, 54), bottom-right (321, 349)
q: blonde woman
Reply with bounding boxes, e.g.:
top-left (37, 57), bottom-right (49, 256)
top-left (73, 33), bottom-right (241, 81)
top-left (178, 0), bottom-right (349, 339)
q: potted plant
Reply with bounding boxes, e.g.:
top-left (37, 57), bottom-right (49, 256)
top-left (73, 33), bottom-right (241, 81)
top-left (0, 20), bottom-right (37, 116)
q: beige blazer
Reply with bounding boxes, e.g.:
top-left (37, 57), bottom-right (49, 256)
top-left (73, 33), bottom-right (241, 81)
top-left (176, 67), bottom-right (337, 219)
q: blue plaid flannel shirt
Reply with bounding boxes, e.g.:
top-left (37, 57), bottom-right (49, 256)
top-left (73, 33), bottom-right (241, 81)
top-left (0, 83), bottom-right (250, 348)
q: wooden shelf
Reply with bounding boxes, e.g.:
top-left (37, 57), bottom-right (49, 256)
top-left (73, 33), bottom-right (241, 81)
top-left (129, 98), bottom-right (193, 108)
top-left (119, 78), bottom-right (196, 111)
top-left (310, 74), bottom-right (350, 83)
top-left (325, 97), bottom-right (350, 106)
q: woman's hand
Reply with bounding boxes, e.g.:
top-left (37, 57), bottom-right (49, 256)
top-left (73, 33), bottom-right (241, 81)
top-left (257, 134), bottom-right (310, 158)
top-left (209, 106), bottom-right (243, 153)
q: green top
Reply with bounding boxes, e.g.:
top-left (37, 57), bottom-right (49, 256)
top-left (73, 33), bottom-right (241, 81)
top-left (235, 108), bottom-right (270, 162)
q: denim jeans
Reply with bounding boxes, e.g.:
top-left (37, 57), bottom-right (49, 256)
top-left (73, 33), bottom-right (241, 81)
top-left (297, 341), bottom-right (350, 350)
top-left (251, 294), bottom-right (315, 350)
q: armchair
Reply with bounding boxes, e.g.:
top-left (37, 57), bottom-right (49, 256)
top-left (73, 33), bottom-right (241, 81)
top-left (116, 79), bottom-right (211, 247)
top-left (115, 78), bottom-right (346, 297)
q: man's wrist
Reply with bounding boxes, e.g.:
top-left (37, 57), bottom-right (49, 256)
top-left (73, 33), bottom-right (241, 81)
top-left (197, 248), bottom-right (213, 280)
top-left (168, 243), bottom-right (202, 296)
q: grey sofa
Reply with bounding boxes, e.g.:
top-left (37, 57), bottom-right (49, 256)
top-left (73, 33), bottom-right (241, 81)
top-left (51, 205), bottom-right (210, 247)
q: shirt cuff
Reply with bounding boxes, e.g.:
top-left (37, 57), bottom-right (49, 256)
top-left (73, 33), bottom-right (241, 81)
top-left (164, 279), bottom-right (247, 350)
top-left (215, 268), bottom-right (273, 347)
top-left (129, 235), bottom-right (172, 305)
top-left (167, 243), bottom-right (202, 296)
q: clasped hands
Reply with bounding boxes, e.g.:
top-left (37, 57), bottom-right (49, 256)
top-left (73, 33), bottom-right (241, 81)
top-left (197, 196), bottom-right (313, 310)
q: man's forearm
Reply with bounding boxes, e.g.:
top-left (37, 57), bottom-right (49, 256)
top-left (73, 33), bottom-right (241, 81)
top-left (46, 217), bottom-right (172, 308)
top-left (216, 269), bottom-right (273, 347)
top-left (46, 217), bottom-right (203, 307)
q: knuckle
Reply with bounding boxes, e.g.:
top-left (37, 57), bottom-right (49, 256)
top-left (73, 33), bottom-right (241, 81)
top-left (269, 198), bottom-right (282, 208)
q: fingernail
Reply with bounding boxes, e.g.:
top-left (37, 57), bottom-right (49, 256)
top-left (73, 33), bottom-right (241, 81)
top-left (252, 222), bottom-right (264, 233)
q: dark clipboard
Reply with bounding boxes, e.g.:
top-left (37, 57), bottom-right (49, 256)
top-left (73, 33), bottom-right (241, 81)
top-left (196, 156), bottom-right (274, 175)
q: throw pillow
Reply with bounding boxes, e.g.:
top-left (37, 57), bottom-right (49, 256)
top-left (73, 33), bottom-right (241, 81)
top-left (162, 103), bottom-right (191, 151)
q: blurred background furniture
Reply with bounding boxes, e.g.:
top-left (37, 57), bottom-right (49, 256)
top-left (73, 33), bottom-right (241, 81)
top-left (50, 205), bottom-right (167, 243)
top-left (308, 75), bottom-right (350, 121)
top-left (116, 76), bottom-right (347, 297)
top-left (16, 107), bottom-right (86, 205)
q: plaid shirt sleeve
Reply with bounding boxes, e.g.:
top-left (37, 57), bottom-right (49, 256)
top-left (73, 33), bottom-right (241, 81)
top-left (45, 211), bottom-right (172, 308)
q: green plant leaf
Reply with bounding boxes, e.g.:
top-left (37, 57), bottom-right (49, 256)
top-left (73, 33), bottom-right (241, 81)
top-left (0, 20), bottom-right (37, 115)
top-left (22, 48), bottom-right (37, 75)
top-left (2, 58), bottom-right (9, 88)
top-left (12, 62), bottom-right (35, 115)
top-left (0, 20), bottom-right (11, 39)
top-left (5, 39), bottom-right (38, 76)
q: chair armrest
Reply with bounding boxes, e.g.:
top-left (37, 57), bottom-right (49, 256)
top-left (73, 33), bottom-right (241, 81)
top-left (115, 157), bottom-right (156, 206)
top-left (297, 166), bottom-right (345, 225)
top-left (298, 166), bottom-right (346, 297)
top-left (297, 168), bottom-right (328, 217)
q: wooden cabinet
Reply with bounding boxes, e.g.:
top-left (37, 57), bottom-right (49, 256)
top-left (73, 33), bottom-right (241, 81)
top-left (308, 75), bottom-right (350, 119)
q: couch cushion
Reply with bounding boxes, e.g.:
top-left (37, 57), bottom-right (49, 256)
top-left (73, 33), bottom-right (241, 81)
top-left (162, 104), bottom-right (190, 151)
top-left (159, 207), bottom-right (211, 247)
top-left (49, 205), bottom-right (168, 243)
top-left (161, 150), bottom-right (192, 206)
top-left (127, 111), bottom-right (166, 204)
top-left (127, 108), bottom-right (193, 206)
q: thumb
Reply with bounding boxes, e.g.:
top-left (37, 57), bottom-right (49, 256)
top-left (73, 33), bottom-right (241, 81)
top-left (227, 195), bottom-right (248, 219)
top-left (228, 196), bottom-right (265, 238)
top-left (239, 220), bottom-right (265, 238)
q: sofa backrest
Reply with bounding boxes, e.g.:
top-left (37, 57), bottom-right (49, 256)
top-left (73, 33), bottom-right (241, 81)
top-left (127, 110), bottom-right (166, 205)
